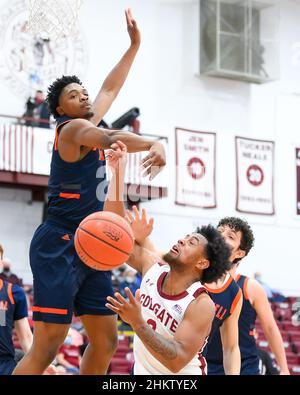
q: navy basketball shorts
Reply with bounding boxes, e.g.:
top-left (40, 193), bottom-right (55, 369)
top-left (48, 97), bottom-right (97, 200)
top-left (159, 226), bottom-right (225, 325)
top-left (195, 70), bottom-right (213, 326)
top-left (0, 358), bottom-right (16, 375)
top-left (207, 356), bottom-right (260, 375)
top-left (30, 219), bottom-right (116, 324)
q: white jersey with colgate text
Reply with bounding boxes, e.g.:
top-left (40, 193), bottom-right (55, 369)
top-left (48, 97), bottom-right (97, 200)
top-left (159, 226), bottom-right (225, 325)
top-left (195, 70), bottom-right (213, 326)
top-left (133, 263), bottom-right (209, 375)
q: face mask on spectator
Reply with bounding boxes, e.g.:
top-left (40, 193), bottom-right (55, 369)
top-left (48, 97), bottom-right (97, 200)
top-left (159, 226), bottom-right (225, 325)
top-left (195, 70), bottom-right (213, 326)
top-left (125, 276), bottom-right (135, 284)
top-left (64, 335), bottom-right (73, 346)
top-left (3, 267), bottom-right (10, 275)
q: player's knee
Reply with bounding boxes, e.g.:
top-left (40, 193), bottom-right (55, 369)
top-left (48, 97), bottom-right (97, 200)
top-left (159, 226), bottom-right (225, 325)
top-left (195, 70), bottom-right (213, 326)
top-left (90, 332), bottom-right (118, 356)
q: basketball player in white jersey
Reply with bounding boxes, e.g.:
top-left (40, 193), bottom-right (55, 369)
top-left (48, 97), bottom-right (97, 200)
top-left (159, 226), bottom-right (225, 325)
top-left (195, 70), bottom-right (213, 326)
top-left (104, 142), bottom-right (231, 375)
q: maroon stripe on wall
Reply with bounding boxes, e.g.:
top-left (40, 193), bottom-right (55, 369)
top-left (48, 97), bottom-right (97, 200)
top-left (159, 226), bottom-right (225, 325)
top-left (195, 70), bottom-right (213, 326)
top-left (25, 127), bottom-right (28, 173)
top-left (31, 128), bottom-right (34, 173)
top-left (8, 124), bottom-right (12, 170)
top-left (14, 125), bottom-right (17, 171)
top-left (2, 125), bottom-right (6, 169)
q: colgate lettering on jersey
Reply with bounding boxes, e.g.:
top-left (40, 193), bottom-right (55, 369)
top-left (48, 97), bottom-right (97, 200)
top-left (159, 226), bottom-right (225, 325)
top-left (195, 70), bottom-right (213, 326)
top-left (140, 293), bottom-right (179, 333)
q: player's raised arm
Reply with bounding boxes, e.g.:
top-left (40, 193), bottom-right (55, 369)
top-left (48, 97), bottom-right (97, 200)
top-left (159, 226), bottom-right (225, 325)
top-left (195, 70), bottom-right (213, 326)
top-left (90, 8), bottom-right (141, 126)
top-left (59, 118), bottom-right (166, 179)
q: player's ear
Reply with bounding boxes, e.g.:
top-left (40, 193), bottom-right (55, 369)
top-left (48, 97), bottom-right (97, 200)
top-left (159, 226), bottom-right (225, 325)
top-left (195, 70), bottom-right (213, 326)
top-left (196, 259), bottom-right (209, 271)
top-left (236, 249), bottom-right (246, 260)
top-left (56, 106), bottom-right (65, 116)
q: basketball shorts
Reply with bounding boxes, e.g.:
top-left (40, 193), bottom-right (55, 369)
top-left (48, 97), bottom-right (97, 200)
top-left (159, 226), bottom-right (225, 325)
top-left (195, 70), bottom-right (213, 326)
top-left (207, 356), bottom-right (260, 375)
top-left (30, 216), bottom-right (115, 324)
top-left (0, 357), bottom-right (16, 375)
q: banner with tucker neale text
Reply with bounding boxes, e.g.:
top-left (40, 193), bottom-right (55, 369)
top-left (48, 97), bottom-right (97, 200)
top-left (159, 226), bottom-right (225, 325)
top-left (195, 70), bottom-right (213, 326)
top-left (175, 128), bottom-right (216, 208)
top-left (236, 137), bottom-right (275, 215)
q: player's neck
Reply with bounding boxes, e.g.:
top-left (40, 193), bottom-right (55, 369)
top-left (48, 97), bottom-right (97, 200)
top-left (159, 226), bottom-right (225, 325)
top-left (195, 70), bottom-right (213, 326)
top-left (163, 270), bottom-right (197, 295)
top-left (204, 272), bottom-right (228, 289)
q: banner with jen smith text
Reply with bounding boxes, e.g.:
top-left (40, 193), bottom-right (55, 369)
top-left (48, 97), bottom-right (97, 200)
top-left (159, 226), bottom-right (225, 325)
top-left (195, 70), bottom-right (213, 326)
top-left (175, 128), bottom-right (216, 208)
top-left (236, 137), bottom-right (275, 215)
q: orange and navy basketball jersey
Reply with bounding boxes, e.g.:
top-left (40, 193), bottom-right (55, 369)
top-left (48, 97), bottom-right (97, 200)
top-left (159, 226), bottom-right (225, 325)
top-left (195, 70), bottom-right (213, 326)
top-left (47, 116), bottom-right (107, 225)
top-left (0, 279), bottom-right (28, 359)
top-left (203, 273), bottom-right (242, 361)
top-left (235, 274), bottom-right (257, 359)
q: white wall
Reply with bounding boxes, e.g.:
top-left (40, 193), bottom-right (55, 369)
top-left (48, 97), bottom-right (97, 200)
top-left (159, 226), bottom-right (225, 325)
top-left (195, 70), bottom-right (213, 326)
top-left (0, 0), bottom-right (300, 294)
top-left (0, 188), bottom-right (43, 283)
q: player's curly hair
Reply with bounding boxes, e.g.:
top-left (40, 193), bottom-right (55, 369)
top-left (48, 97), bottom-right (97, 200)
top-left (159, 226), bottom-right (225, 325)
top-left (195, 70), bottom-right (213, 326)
top-left (196, 225), bottom-right (231, 283)
top-left (46, 75), bottom-right (82, 118)
top-left (218, 217), bottom-right (255, 264)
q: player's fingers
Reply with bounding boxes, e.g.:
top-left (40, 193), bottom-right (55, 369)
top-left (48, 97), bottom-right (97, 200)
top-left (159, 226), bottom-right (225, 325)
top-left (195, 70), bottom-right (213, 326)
top-left (149, 165), bottom-right (163, 181)
top-left (106, 296), bottom-right (123, 308)
top-left (141, 152), bottom-right (155, 165)
top-left (116, 140), bottom-right (127, 152)
top-left (126, 210), bottom-right (135, 223)
top-left (141, 208), bottom-right (147, 222)
top-left (105, 303), bottom-right (119, 313)
top-left (125, 8), bottom-right (133, 27)
top-left (124, 287), bottom-right (135, 303)
top-left (149, 217), bottom-right (154, 228)
top-left (141, 165), bottom-right (152, 178)
top-left (132, 205), bottom-right (140, 220)
top-left (135, 289), bottom-right (141, 302)
top-left (114, 292), bottom-right (128, 304)
top-left (140, 157), bottom-right (154, 169)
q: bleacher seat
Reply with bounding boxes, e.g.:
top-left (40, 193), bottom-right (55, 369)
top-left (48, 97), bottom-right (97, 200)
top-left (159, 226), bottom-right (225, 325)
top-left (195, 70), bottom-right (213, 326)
top-left (289, 331), bottom-right (300, 343)
top-left (286, 352), bottom-right (299, 365)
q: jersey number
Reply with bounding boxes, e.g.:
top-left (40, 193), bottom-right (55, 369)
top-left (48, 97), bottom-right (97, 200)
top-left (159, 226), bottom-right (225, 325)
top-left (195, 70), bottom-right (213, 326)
top-left (147, 319), bottom-right (157, 331)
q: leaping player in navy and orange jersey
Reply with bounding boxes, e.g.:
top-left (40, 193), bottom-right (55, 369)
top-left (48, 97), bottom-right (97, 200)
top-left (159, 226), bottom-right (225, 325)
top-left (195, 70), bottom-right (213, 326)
top-left (104, 142), bottom-right (231, 375)
top-left (13, 9), bottom-right (166, 375)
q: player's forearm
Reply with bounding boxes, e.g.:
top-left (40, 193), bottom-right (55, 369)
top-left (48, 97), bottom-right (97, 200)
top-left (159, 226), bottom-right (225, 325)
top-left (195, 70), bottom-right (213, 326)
top-left (223, 347), bottom-right (241, 375)
top-left (264, 326), bottom-right (289, 373)
top-left (19, 334), bottom-right (33, 354)
top-left (139, 237), bottom-right (165, 259)
top-left (133, 322), bottom-right (185, 373)
top-left (108, 130), bottom-right (156, 153)
top-left (104, 168), bottom-right (126, 217)
top-left (99, 44), bottom-right (139, 98)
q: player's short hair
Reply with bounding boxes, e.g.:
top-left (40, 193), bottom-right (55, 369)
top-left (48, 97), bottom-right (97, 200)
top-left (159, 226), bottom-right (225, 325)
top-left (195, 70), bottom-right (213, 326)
top-left (218, 217), bottom-right (255, 264)
top-left (47, 75), bottom-right (82, 118)
top-left (196, 225), bottom-right (231, 283)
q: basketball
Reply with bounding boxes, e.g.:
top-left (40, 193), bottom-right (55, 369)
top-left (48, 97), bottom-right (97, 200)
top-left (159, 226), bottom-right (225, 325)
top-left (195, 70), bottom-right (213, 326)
top-left (74, 211), bottom-right (134, 271)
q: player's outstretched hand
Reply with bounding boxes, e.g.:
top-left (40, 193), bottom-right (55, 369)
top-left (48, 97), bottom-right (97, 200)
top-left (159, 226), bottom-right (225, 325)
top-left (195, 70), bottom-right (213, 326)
top-left (125, 8), bottom-right (141, 48)
top-left (126, 205), bottom-right (154, 245)
top-left (106, 140), bottom-right (128, 172)
top-left (141, 141), bottom-right (166, 180)
top-left (106, 288), bottom-right (144, 329)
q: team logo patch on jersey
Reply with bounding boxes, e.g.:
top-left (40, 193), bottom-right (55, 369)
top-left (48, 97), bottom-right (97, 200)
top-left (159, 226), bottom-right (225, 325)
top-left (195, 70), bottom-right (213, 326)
top-left (172, 304), bottom-right (183, 315)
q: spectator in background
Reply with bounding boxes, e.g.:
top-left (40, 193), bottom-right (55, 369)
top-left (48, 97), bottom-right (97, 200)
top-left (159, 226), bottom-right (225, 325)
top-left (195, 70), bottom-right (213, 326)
top-left (56, 328), bottom-right (81, 374)
top-left (0, 259), bottom-right (23, 287)
top-left (254, 272), bottom-right (286, 303)
top-left (254, 329), bottom-right (280, 375)
top-left (23, 90), bottom-right (50, 129)
top-left (118, 266), bottom-right (141, 299)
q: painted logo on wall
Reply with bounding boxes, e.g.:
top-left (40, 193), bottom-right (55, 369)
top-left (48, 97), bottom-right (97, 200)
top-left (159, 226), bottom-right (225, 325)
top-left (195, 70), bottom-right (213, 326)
top-left (0, 0), bottom-right (86, 99)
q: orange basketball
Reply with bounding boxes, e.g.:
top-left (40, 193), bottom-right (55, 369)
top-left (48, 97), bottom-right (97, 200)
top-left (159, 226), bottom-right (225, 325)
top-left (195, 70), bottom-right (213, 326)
top-left (74, 211), bottom-right (134, 271)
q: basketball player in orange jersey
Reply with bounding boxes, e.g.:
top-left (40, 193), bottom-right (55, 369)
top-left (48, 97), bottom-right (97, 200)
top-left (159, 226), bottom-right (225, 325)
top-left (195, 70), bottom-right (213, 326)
top-left (134, 214), bottom-right (289, 375)
top-left (13, 10), bottom-right (166, 375)
top-left (104, 142), bottom-right (232, 374)
top-left (206, 218), bottom-right (290, 375)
